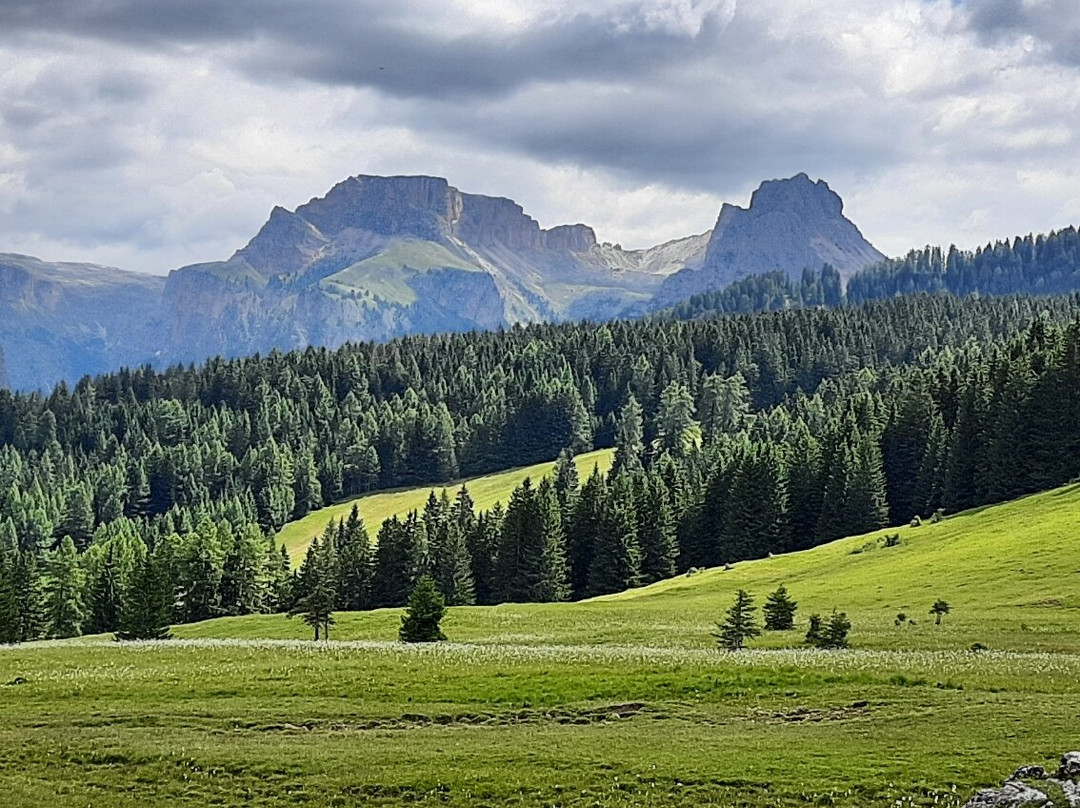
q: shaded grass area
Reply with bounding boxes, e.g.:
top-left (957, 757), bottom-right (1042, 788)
top-left (278, 448), bottom-right (614, 562)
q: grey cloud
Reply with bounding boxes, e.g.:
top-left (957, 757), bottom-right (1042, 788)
top-left (0, 1), bottom-right (723, 99)
top-left (963, 0), bottom-right (1080, 65)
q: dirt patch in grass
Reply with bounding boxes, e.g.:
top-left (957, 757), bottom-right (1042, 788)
top-left (245, 702), bottom-right (654, 733)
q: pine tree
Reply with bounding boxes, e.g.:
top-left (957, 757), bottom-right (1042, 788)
top-left (930, 599), bottom-right (950, 625)
top-left (288, 580), bottom-right (335, 640)
top-left (13, 550), bottom-right (46, 642)
top-left (612, 393), bottom-right (645, 474)
top-left (115, 554), bottom-right (173, 641)
top-left (762, 585), bottom-right (798, 630)
top-left (0, 550), bottom-right (18, 644)
top-left (87, 544), bottom-right (122, 634)
top-left (44, 536), bottom-right (84, 638)
top-left (338, 505), bottom-right (373, 611)
top-left (535, 479), bottom-right (570, 602)
top-left (433, 518), bottom-right (475, 606)
top-left (399, 575), bottom-right (448, 643)
top-left (585, 479), bottom-right (640, 597)
top-left (637, 475), bottom-right (677, 584)
top-left (715, 589), bottom-right (760, 651)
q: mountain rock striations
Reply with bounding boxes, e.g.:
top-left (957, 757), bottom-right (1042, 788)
top-left (657, 173), bottom-right (884, 304)
top-left (0, 173), bottom-right (883, 390)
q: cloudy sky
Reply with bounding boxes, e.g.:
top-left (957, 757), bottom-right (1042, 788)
top-left (0, 0), bottom-right (1078, 274)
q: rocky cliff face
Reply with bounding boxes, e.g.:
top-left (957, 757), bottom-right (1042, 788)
top-left (0, 172), bottom-right (886, 390)
top-left (0, 254), bottom-right (165, 390)
top-left (159, 174), bottom-right (697, 364)
top-left (657, 173), bottom-right (884, 304)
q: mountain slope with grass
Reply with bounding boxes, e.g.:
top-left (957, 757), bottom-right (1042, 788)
top-left (182, 481), bottom-right (1080, 653)
top-left (278, 448), bottom-right (615, 562)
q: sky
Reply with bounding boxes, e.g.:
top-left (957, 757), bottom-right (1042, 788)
top-left (0, 0), bottom-right (1078, 275)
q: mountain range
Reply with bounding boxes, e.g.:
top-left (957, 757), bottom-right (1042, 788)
top-left (0, 172), bottom-right (883, 390)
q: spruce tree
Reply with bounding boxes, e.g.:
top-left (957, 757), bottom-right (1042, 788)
top-left (763, 585), bottom-right (798, 630)
top-left (433, 518), bottom-right (475, 606)
top-left (115, 554), bottom-right (173, 641)
top-left (13, 550), bottom-right (46, 642)
top-left (585, 479), bottom-right (640, 597)
top-left (0, 550), bottom-right (18, 643)
top-left (338, 505), bottom-right (373, 611)
top-left (804, 613), bottom-right (823, 646)
top-left (637, 475), bottom-right (677, 584)
top-left (45, 536), bottom-right (84, 638)
top-left (399, 575), bottom-right (447, 643)
top-left (566, 467), bottom-right (605, 599)
top-left (535, 479), bottom-right (570, 602)
top-left (87, 544), bottom-right (122, 634)
top-left (612, 393), bottom-right (645, 474)
top-left (715, 589), bottom-right (760, 651)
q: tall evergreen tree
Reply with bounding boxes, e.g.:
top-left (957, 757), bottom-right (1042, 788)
top-left (715, 589), bottom-right (760, 651)
top-left (612, 393), bottom-right (645, 474)
top-left (585, 477), bottom-right (640, 597)
top-left (44, 535), bottom-right (84, 638)
top-left (115, 553), bottom-right (173, 641)
top-left (87, 544), bottom-right (122, 634)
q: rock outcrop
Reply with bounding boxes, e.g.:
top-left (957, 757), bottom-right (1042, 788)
top-left (963, 752), bottom-right (1080, 807)
top-left (657, 173), bottom-right (884, 304)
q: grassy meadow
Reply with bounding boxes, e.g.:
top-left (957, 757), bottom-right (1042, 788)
top-left (3, 481), bottom-right (1080, 807)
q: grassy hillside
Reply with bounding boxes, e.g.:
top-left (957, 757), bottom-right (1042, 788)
top-left (5, 483), bottom-right (1080, 807)
top-left (278, 448), bottom-right (615, 561)
top-left (211, 482), bottom-right (1080, 651)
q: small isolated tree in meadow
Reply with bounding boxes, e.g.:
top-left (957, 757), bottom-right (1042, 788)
top-left (822, 610), bottom-right (851, 649)
top-left (763, 585), bottom-right (798, 631)
top-left (715, 589), bottom-right (760, 651)
top-left (399, 575), bottom-right (447, 643)
top-left (288, 581), bottom-right (335, 640)
top-left (930, 599), bottom-right (951, 625)
top-left (806, 610), bottom-right (851, 649)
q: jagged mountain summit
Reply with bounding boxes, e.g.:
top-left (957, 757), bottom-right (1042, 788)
top-left (657, 173), bottom-right (884, 304)
top-left (0, 173), bottom-right (883, 390)
top-left (161, 174), bottom-right (707, 365)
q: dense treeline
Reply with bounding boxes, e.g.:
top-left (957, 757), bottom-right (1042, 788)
top-left (667, 226), bottom-right (1080, 319)
top-left (2, 293), bottom-right (1080, 640)
top-left (288, 312), bottom-right (1080, 614)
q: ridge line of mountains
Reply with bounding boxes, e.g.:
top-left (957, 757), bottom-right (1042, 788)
top-left (0, 172), bottom-right (885, 391)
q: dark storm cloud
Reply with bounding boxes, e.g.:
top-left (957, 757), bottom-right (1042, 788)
top-left (0, 0), bottom-right (722, 99)
top-left (963, 0), bottom-right (1080, 65)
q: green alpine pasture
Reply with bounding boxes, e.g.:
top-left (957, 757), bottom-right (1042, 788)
top-left (4, 483), bottom-right (1080, 807)
top-left (278, 448), bottom-right (615, 562)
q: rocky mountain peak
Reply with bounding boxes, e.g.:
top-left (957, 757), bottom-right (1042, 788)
top-left (543, 224), bottom-right (598, 252)
top-left (657, 173), bottom-right (885, 303)
top-left (745, 172), bottom-right (844, 219)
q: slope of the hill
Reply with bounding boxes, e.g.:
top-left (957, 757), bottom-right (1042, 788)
top-left (278, 448), bottom-right (615, 562)
top-left (178, 481), bottom-right (1080, 653)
